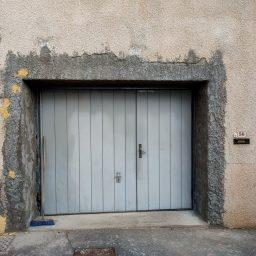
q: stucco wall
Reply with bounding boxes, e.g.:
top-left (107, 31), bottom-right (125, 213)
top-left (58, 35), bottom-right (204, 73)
top-left (0, 0), bottom-right (255, 229)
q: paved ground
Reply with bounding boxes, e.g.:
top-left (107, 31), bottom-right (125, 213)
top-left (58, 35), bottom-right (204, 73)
top-left (1, 227), bottom-right (256, 256)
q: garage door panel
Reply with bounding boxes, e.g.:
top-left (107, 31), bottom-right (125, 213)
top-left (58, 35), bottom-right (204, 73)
top-left (114, 92), bottom-right (126, 211)
top-left (67, 92), bottom-right (80, 213)
top-left (125, 92), bottom-right (137, 211)
top-left (170, 91), bottom-right (182, 209)
top-left (79, 92), bottom-right (92, 212)
top-left (41, 92), bottom-right (56, 214)
top-left (102, 92), bottom-right (115, 212)
top-left (159, 91), bottom-right (171, 209)
top-left (55, 92), bottom-right (68, 214)
top-left (148, 91), bottom-right (160, 210)
top-left (181, 91), bottom-right (192, 208)
top-left (91, 92), bottom-right (103, 212)
top-left (137, 92), bottom-right (149, 211)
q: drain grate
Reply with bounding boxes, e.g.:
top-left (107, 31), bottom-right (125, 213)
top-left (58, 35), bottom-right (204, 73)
top-left (73, 248), bottom-right (116, 256)
top-left (0, 234), bottom-right (15, 252)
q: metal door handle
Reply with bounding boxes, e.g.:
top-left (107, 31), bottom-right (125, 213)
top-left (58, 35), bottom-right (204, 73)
top-left (138, 144), bottom-right (145, 158)
top-left (114, 172), bottom-right (122, 183)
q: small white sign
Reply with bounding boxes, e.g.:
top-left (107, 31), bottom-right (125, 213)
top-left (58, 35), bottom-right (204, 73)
top-left (233, 131), bottom-right (247, 138)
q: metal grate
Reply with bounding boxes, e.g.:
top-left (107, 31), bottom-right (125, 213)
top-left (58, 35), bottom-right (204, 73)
top-left (73, 248), bottom-right (116, 256)
top-left (0, 234), bottom-right (15, 252)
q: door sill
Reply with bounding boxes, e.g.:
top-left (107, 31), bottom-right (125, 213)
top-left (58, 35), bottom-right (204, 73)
top-left (29, 210), bottom-right (207, 231)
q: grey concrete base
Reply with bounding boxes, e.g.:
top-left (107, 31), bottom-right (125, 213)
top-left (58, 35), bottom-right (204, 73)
top-left (3, 228), bottom-right (256, 256)
top-left (29, 211), bottom-right (207, 231)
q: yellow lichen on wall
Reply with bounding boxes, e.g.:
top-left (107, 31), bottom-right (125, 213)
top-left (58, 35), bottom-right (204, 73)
top-left (8, 170), bottom-right (16, 179)
top-left (0, 216), bottom-right (6, 235)
top-left (17, 68), bottom-right (28, 78)
top-left (11, 84), bottom-right (21, 94)
top-left (0, 99), bottom-right (11, 120)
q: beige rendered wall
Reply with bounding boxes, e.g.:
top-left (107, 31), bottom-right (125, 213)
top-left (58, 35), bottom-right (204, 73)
top-left (0, 0), bottom-right (255, 228)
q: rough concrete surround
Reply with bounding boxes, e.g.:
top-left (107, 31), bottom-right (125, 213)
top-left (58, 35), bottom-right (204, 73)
top-left (0, 49), bottom-right (226, 231)
top-left (0, 1), bottom-right (255, 231)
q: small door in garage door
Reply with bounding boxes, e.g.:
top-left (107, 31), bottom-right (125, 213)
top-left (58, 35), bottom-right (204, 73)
top-left (41, 90), bottom-right (191, 215)
top-left (137, 90), bottom-right (192, 210)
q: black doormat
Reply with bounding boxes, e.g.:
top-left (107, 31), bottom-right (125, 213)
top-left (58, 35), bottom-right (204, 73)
top-left (74, 248), bottom-right (116, 256)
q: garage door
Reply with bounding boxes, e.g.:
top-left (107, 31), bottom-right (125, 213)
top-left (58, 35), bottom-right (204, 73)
top-left (41, 90), bottom-right (191, 215)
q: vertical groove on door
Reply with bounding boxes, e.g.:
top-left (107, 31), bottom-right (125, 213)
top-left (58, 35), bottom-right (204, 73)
top-left (147, 91), bottom-right (149, 210)
top-left (113, 91), bottom-right (116, 211)
top-left (180, 92), bottom-right (183, 208)
top-left (170, 90), bottom-right (174, 209)
top-left (78, 92), bottom-right (81, 212)
top-left (101, 92), bottom-right (103, 211)
top-left (90, 92), bottom-right (92, 212)
top-left (158, 92), bottom-right (160, 210)
top-left (54, 93), bottom-right (57, 213)
top-left (40, 93), bottom-right (44, 210)
top-left (66, 92), bottom-right (69, 212)
top-left (170, 91), bottom-right (172, 208)
top-left (124, 93), bottom-right (127, 211)
top-left (135, 91), bottom-right (138, 212)
top-left (169, 91), bottom-right (171, 209)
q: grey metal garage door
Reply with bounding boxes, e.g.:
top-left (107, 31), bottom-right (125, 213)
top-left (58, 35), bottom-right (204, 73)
top-left (41, 90), bottom-right (191, 215)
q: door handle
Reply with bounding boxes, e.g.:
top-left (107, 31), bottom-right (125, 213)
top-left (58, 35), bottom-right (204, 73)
top-left (138, 144), bottom-right (145, 158)
top-left (114, 172), bottom-right (122, 183)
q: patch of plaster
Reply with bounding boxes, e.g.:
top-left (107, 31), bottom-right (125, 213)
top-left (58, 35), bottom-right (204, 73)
top-left (8, 170), bottom-right (15, 179)
top-left (11, 84), bottom-right (21, 94)
top-left (0, 216), bottom-right (6, 234)
top-left (0, 98), bottom-right (10, 120)
top-left (17, 68), bottom-right (28, 78)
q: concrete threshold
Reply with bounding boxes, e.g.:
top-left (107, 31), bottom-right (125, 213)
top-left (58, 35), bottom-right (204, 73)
top-left (29, 210), bottom-right (207, 231)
